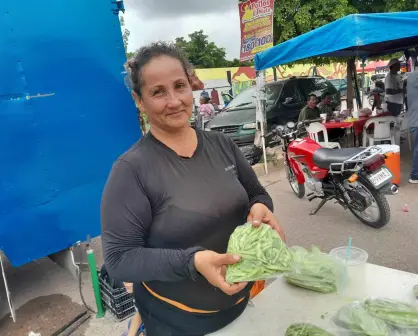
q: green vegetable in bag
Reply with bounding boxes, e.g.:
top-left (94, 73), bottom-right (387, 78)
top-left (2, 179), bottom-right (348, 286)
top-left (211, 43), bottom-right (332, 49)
top-left (335, 302), bottom-right (389, 336)
top-left (364, 298), bottom-right (418, 329)
top-left (284, 246), bottom-right (343, 294)
top-left (285, 323), bottom-right (334, 336)
top-left (225, 223), bottom-right (293, 283)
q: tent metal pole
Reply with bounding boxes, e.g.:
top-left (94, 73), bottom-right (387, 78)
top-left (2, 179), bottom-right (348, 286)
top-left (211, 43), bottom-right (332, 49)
top-left (255, 71), bottom-right (268, 175)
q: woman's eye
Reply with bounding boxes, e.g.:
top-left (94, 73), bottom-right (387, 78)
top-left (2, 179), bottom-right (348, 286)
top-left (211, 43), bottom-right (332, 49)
top-left (152, 89), bottom-right (164, 96)
top-left (176, 83), bottom-right (186, 89)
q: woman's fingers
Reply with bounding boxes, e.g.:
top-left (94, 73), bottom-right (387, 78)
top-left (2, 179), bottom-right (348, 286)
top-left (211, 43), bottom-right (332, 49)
top-left (217, 277), bottom-right (248, 296)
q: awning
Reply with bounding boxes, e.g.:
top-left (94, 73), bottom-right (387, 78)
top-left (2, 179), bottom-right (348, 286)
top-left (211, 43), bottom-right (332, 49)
top-left (255, 11), bottom-right (418, 71)
top-left (357, 60), bottom-right (389, 72)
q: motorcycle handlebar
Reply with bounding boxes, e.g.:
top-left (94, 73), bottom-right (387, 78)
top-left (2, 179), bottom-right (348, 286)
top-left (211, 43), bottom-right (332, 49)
top-left (266, 118), bottom-right (323, 138)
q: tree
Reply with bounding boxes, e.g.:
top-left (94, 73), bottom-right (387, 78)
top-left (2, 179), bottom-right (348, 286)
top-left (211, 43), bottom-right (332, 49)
top-left (272, 0), bottom-right (358, 66)
top-left (228, 58), bottom-right (254, 67)
top-left (175, 30), bottom-right (228, 68)
top-left (272, 0), bottom-right (418, 65)
top-left (120, 15), bottom-right (134, 58)
top-left (175, 30), bottom-right (252, 68)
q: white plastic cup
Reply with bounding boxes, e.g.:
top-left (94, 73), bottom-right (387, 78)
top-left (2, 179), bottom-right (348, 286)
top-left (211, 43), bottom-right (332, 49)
top-left (352, 110), bottom-right (359, 119)
top-left (320, 113), bottom-right (327, 123)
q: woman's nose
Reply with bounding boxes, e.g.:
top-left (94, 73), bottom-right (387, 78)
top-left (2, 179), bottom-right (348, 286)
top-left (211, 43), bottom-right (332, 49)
top-left (166, 91), bottom-right (182, 107)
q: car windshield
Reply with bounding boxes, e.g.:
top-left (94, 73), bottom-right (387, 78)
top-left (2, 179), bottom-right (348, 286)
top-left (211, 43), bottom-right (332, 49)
top-left (299, 78), bottom-right (338, 98)
top-left (225, 84), bottom-right (283, 111)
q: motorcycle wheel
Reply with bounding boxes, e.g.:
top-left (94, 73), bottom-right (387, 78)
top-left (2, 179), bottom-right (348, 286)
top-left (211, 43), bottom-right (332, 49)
top-left (286, 165), bottom-right (305, 198)
top-left (347, 177), bottom-right (391, 229)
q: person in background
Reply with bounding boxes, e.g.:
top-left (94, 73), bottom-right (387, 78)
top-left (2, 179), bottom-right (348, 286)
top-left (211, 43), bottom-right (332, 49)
top-left (211, 88), bottom-right (220, 106)
top-left (101, 42), bottom-right (284, 336)
top-left (123, 282), bottom-right (146, 336)
top-left (209, 98), bottom-right (220, 113)
top-left (407, 60), bottom-right (418, 184)
top-left (298, 94), bottom-right (320, 122)
top-left (200, 95), bottom-right (216, 128)
top-left (201, 90), bottom-right (209, 100)
top-left (317, 92), bottom-right (333, 117)
top-left (318, 92), bottom-right (344, 141)
top-left (371, 80), bottom-right (385, 111)
top-left (385, 58), bottom-right (404, 117)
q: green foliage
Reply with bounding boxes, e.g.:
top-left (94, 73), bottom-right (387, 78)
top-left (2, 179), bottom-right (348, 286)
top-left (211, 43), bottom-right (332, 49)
top-left (175, 30), bottom-right (253, 68)
top-left (119, 16), bottom-right (130, 54)
top-left (271, 0), bottom-right (418, 65)
top-left (126, 52), bottom-right (135, 59)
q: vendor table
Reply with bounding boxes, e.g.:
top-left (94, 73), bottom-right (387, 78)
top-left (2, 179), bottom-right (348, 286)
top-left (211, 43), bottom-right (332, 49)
top-left (210, 263), bottom-right (418, 335)
top-left (323, 113), bottom-right (391, 147)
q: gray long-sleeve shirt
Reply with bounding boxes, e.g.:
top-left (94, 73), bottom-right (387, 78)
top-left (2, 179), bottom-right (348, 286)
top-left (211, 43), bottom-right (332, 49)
top-left (101, 130), bottom-right (273, 311)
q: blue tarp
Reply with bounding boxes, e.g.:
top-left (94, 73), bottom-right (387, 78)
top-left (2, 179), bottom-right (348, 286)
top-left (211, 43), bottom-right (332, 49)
top-left (255, 11), bottom-right (418, 70)
top-left (0, 0), bottom-right (139, 266)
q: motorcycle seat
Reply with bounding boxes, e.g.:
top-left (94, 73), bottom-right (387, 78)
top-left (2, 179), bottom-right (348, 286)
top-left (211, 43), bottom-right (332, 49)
top-left (313, 147), bottom-right (364, 169)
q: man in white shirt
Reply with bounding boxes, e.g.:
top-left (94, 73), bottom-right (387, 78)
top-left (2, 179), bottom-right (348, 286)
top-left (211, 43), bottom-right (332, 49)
top-left (385, 58), bottom-right (404, 117)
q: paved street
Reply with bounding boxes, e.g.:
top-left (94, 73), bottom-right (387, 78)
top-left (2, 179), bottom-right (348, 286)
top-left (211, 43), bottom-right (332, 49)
top-left (259, 142), bottom-right (418, 274)
top-left (0, 141), bottom-right (416, 335)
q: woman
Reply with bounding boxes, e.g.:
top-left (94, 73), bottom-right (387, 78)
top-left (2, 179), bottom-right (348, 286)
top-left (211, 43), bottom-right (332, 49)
top-left (199, 95), bottom-right (215, 129)
top-left (101, 42), bottom-right (284, 336)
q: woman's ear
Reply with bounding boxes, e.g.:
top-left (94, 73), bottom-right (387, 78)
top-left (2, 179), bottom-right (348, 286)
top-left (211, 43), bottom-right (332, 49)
top-left (132, 92), bottom-right (145, 113)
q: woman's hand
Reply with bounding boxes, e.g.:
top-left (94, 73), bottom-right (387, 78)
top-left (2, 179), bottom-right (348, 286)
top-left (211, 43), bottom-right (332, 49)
top-left (194, 251), bottom-right (248, 296)
top-left (247, 203), bottom-right (286, 241)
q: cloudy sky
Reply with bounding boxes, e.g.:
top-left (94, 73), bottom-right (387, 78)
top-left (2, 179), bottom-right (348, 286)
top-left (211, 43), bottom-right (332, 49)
top-left (123, 0), bottom-right (242, 60)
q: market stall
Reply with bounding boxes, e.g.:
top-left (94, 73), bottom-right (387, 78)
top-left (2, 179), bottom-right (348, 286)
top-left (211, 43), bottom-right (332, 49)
top-left (211, 263), bottom-right (418, 335)
top-left (253, 11), bottom-right (418, 172)
top-left (254, 11), bottom-right (418, 71)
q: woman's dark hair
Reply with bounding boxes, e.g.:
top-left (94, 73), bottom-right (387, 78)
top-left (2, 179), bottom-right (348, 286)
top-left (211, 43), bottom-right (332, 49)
top-left (126, 42), bottom-right (191, 98)
top-left (201, 96), bottom-right (210, 104)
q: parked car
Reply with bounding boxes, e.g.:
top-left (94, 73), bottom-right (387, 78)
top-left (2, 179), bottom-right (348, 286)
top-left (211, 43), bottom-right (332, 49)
top-left (205, 76), bottom-right (341, 164)
top-left (222, 92), bottom-right (234, 107)
top-left (330, 78), bottom-right (347, 98)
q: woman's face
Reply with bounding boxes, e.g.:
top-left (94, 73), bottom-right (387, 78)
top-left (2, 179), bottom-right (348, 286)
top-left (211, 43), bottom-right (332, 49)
top-left (136, 55), bottom-right (193, 131)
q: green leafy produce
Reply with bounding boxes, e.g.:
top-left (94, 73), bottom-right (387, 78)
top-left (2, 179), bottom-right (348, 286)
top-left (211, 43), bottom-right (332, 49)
top-left (284, 246), bottom-right (343, 293)
top-left (225, 223), bottom-right (293, 283)
top-left (285, 323), bottom-right (334, 336)
top-left (336, 302), bottom-right (389, 336)
top-left (364, 298), bottom-right (418, 329)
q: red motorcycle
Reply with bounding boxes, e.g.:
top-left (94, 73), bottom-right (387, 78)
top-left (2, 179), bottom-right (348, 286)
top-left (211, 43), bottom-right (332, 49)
top-left (270, 120), bottom-right (398, 229)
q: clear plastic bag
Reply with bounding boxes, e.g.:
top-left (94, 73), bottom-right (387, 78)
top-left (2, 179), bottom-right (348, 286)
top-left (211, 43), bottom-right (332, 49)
top-left (225, 223), bottom-right (293, 283)
top-left (334, 302), bottom-right (392, 336)
top-left (364, 298), bottom-right (418, 330)
top-left (284, 246), bottom-right (344, 294)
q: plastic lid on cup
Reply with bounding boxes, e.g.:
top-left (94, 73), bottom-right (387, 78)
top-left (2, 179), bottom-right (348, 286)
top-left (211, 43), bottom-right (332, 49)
top-left (329, 246), bottom-right (368, 266)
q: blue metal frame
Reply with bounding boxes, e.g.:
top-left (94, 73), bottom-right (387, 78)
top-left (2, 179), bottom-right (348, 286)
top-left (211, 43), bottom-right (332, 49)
top-left (0, 0), bottom-right (140, 266)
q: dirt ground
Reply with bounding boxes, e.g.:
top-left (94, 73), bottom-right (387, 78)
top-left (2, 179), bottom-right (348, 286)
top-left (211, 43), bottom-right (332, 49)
top-left (0, 294), bottom-right (85, 336)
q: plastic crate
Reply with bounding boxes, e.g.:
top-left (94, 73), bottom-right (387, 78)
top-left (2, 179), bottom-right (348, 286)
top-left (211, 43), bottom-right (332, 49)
top-left (99, 272), bottom-right (136, 322)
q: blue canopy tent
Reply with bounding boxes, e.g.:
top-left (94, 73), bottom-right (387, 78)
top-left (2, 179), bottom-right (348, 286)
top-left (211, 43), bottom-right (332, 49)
top-left (255, 11), bottom-right (418, 70)
top-left (252, 11), bottom-right (418, 173)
